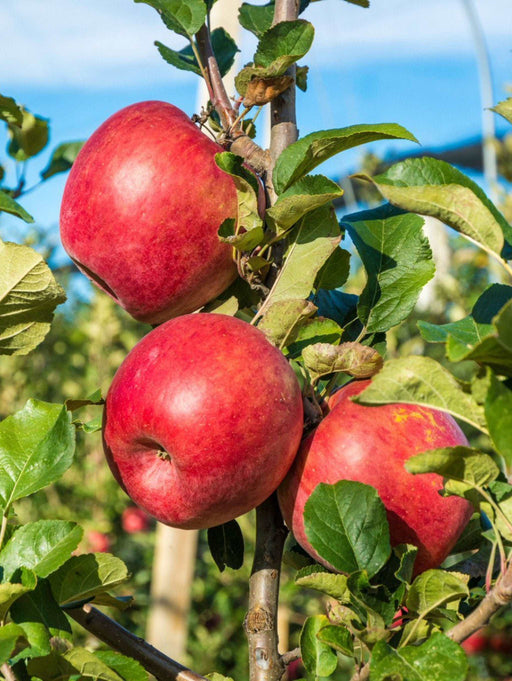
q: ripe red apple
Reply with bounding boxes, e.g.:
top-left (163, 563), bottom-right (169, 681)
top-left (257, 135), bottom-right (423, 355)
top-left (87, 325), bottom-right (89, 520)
top-left (462, 630), bottom-right (488, 655)
top-left (122, 506), bottom-right (152, 534)
top-left (102, 313), bottom-right (304, 528)
top-left (278, 379), bottom-right (473, 574)
top-left (86, 530), bottom-right (111, 553)
top-left (60, 101), bottom-right (239, 324)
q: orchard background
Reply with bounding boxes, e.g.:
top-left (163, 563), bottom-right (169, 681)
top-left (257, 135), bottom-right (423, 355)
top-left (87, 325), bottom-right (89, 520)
top-left (1, 1), bottom-right (512, 681)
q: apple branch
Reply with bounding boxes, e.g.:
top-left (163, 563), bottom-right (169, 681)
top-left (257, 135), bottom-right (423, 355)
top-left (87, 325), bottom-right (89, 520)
top-left (67, 604), bottom-right (207, 681)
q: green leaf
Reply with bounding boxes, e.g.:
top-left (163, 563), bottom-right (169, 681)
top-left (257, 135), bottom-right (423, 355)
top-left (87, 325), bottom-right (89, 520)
top-left (254, 20), bottom-right (314, 70)
top-left (354, 356), bottom-right (487, 433)
top-left (485, 373), bottom-right (512, 470)
top-left (27, 651), bottom-right (80, 681)
top-left (295, 565), bottom-right (349, 600)
top-left (317, 624), bottom-right (353, 655)
top-left (94, 651), bottom-right (149, 681)
top-left (10, 620), bottom-right (50, 664)
top-left (296, 64), bottom-right (308, 91)
top-left (156, 28), bottom-right (238, 78)
top-left (0, 520), bottom-right (83, 581)
top-left (405, 446), bottom-right (499, 499)
top-left (8, 110), bottom-right (49, 161)
top-left (315, 247), bottom-right (351, 291)
top-left (29, 648), bottom-right (125, 681)
top-left (491, 97), bottom-right (512, 125)
top-left (304, 480), bottom-right (391, 577)
top-left (40, 141), bottom-right (85, 180)
top-left (406, 569), bottom-right (469, 615)
top-left (266, 175), bottom-right (343, 233)
top-left (258, 299), bottom-right (317, 348)
top-left (300, 615), bottom-right (338, 678)
top-left (134, 0), bottom-right (206, 37)
top-left (343, 0), bottom-right (369, 6)
top-left (355, 157), bottom-right (512, 260)
top-left (344, 204), bottom-right (434, 333)
top-left (301, 341), bottom-right (383, 380)
top-left (206, 673), bottom-right (235, 681)
top-left (155, 40), bottom-right (201, 75)
top-left (0, 623), bottom-right (27, 666)
top-left (0, 241), bottom-right (67, 356)
top-left (49, 553), bottom-right (129, 607)
top-left (260, 205), bottom-right (341, 311)
top-left (0, 191), bottom-right (34, 223)
top-left (0, 570), bottom-right (37, 622)
top-left (0, 94), bottom-right (23, 126)
top-left (0, 401), bottom-right (75, 512)
top-left (10, 579), bottom-right (72, 641)
top-left (274, 123), bottom-right (418, 194)
top-left (287, 316), bottom-right (343, 357)
top-left (458, 299), bottom-right (512, 377)
top-left (238, 2), bottom-right (274, 37)
top-left (207, 520), bottom-right (244, 572)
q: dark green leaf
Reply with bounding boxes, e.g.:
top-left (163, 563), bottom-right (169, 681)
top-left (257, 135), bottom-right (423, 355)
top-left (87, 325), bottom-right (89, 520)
top-left (343, 0), bottom-right (369, 6)
top-left (0, 241), bottom-right (67, 355)
top-left (207, 520), bottom-right (244, 572)
top-left (300, 615), bottom-right (338, 678)
top-left (155, 40), bottom-right (201, 74)
top-left (485, 373), bottom-right (512, 471)
top-left (258, 299), bottom-right (317, 348)
top-left (94, 651), bottom-right (149, 681)
top-left (296, 65), bottom-right (308, 91)
top-left (156, 28), bottom-right (238, 78)
top-left (315, 247), bottom-right (351, 290)
top-left (0, 94), bottom-right (23, 126)
top-left (354, 356), bottom-right (487, 433)
top-left (0, 520), bottom-right (83, 581)
top-left (0, 401), bottom-right (75, 511)
top-left (40, 142), bottom-right (85, 180)
top-left (304, 480), bottom-right (391, 577)
top-left (459, 299), bottom-right (512, 377)
top-left (0, 570), bottom-right (37, 623)
top-left (238, 2), bottom-right (274, 37)
top-left (302, 341), bottom-right (383, 380)
top-left (313, 289), bottom-right (358, 327)
top-left (134, 0), bottom-right (206, 37)
top-left (344, 204), bottom-right (434, 333)
top-left (254, 20), bottom-right (314, 70)
top-left (355, 157), bottom-right (512, 260)
top-left (10, 580), bottom-right (72, 641)
top-left (274, 123), bottom-right (418, 194)
top-left (491, 98), bottom-right (512, 125)
top-left (0, 192), bottom-right (34, 223)
top-left (8, 110), bottom-right (49, 161)
top-left (317, 624), bottom-right (353, 655)
top-left (0, 623), bottom-right (27, 666)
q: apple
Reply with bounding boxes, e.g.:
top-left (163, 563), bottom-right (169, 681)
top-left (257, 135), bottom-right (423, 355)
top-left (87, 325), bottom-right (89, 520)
top-left (60, 100), bottom-right (240, 324)
top-left (462, 630), bottom-right (488, 655)
top-left (121, 506), bottom-right (152, 534)
top-left (102, 313), bottom-right (304, 528)
top-left (278, 379), bottom-right (473, 574)
top-left (86, 530), bottom-right (111, 553)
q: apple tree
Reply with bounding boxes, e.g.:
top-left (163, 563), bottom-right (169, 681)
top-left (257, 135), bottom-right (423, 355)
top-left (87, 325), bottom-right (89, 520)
top-left (1, 2), bottom-right (512, 681)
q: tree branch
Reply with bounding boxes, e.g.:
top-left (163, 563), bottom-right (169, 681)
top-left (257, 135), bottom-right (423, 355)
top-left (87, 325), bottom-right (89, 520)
top-left (67, 604), bottom-right (207, 681)
top-left (1, 663), bottom-right (18, 681)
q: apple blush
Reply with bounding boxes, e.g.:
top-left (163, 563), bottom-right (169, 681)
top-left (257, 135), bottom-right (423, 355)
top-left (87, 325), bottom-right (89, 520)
top-left (278, 379), bottom-right (473, 574)
top-left (102, 314), bottom-right (304, 529)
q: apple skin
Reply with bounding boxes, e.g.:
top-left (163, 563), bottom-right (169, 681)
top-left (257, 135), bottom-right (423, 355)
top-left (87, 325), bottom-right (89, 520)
top-left (278, 379), bottom-right (473, 575)
top-left (102, 313), bottom-right (304, 529)
top-left (60, 101), bottom-right (238, 324)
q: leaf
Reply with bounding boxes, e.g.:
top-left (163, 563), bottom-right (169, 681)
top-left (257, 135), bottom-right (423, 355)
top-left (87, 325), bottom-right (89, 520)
top-left (10, 620), bottom-right (50, 664)
top-left (315, 247), bottom-right (351, 291)
top-left (27, 651), bottom-right (80, 681)
top-left (296, 64), bottom-right (308, 91)
top-left (134, 0), bottom-right (206, 37)
top-left (258, 299), bottom-right (317, 348)
top-left (485, 373), bottom-right (512, 470)
top-left (0, 401), bottom-right (75, 511)
top-left (266, 175), bottom-right (343, 233)
top-left (274, 123), bottom-right (418, 194)
top-left (300, 615), bottom-right (338, 678)
top-left (0, 623), bottom-right (27, 666)
top-left (295, 565), bottom-right (349, 600)
top-left (155, 40), bottom-right (201, 75)
top-left (40, 141), bottom-right (85, 180)
top-left (0, 94), bottom-right (23, 126)
top-left (302, 341), bottom-right (383, 380)
top-left (313, 289), bottom-right (358, 327)
top-left (0, 191), bottom-right (34, 223)
top-left (354, 356), bottom-right (487, 433)
top-left (94, 651), bottom-right (149, 681)
top-left (317, 624), bottom-right (353, 655)
top-left (156, 27), bottom-right (238, 78)
top-left (31, 648), bottom-right (125, 681)
top-left (343, 0), bottom-right (369, 6)
top-left (371, 633), bottom-right (468, 681)
top-left (260, 205), bottom-right (341, 310)
top-left (458, 299), bottom-right (512, 377)
top-left (343, 204), bottom-right (434, 333)
top-left (243, 74), bottom-right (294, 107)
top-left (406, 569), bottom-right (469, 615)
top-left (491, 97), bottom-right (512, 125)
top-left (0, 520), bottom-right (83, 581)
top-left (355, 157), bottom-right (512, 260)
top-left (287, 317), bottom-right (343, 357)
top-left (7, 110), bottom-right (49, 161)
top-left (207, 520), bottom-right (244, 572)
top-left (238, 2), bottom-right (274, 37)
top-left (254, 20), bottom-right (314, 71)
top-left (50, 553), bottom-right (129, 607)
top-left (0, 570), bottom-right (37, 622)
top-left (10, 580), bottom-right (72, 641)
top-left (304, 480), bottom-right (391, 577)
top-left (0, 241), bottom-right (67, 356)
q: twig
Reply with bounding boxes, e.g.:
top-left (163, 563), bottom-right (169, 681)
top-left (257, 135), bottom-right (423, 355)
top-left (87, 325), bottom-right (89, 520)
top-left (67, 604), bottom-right (207, 681)
top-left (244, 494), bottom-right (288, 681)
top-left (280, 648), bottom-right (301, 665)
top-left (1, 663), bottom-right (18, 681)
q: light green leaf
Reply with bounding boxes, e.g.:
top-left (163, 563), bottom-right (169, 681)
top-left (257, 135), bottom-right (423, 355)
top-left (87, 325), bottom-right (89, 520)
top-left (0, 570), bottom-right (37, 622)
top-left (485, 374), bottom-right (512, 471)
top-left (0, 520), bottom-right (83, 581)
top-left (0, 401), bottom-right (75, 511)
top-left (304, 480), bottom-right (391, 577)
top-left (7, 109), bottom-right (49, 161)
top-left (134, 0), bottom-right (207, 37)
top-left (29, 648), bottom-right (125, 681)
top-left (273, 123), bottom-right (418, 194)
top-left (254, 20), bottom-right (314, 70)
top-left (94, 651), bottom-right (149, 681)
top-left (266, 175), bottom-right (343, 233)
top-left (0, 241), bottom-right (67, 356)
top-left (295, 565), bottom-right (349, 601)
top-left (238, 1), bottom-right (274, 37)
top-left (287, 316), bottom-right (343, 357)
top-left (10, 620), bottom-right (50, 664)
top-left (0, 191), bottom-right (34, 223)
top-left (354, 157), bottom-right (512, 260)
top-left (0, 94), bottom-right (23, 126)
top-left (258, 299), bottom-right (317, 348)
top-left (0, 623), bottom-right (27, 666)
top-left (354, 356), bottom-right (487, 433)
top-left (344, 204), bottom-right (434, 333)
top-left (300, 615), bottom-right (338, 678)
top-left (49, 553), bottom-right (129, 607)
top-left (40, 141), bottom-right (85, 180)
top-left (302, 341), bottom-right (383, 380)
top-left (317, 624), bottom-right (353, 655)
top-left (206, 673), bottom-right (235, 681)
top-left (406, 569), bottom-right (469, 615)
top-left (491, 97), bottom-right (512, 125)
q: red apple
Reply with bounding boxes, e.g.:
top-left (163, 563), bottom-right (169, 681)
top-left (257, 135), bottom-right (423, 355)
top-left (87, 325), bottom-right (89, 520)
top-left (102, 313), bottom-right (304, 528)
top-left (86, 530), bottom-right (111, 553)
top-left (462, 630), bottom-right (488, 655)
top-left (60, 101), bottom-right (239, 324)
top-left (121, 506), bottom-right (152, 534)
top-left (278, 379), bottom-right (473, 574)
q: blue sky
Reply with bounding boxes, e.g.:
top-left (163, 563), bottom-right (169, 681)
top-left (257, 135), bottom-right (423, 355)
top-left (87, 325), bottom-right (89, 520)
top-left (1, 0), bottom-right (511, 240)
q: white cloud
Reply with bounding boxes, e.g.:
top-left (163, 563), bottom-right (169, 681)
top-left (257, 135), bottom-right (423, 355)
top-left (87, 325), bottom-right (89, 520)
top-left (0, 0), bottom-right (510, 88)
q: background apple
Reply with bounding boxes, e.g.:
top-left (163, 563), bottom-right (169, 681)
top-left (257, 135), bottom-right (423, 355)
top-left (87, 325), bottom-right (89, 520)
top-left (122, 506), bottom-right (152, 534)
top-left (86, 530), bottom-right (111, 553)
top-left (102, 313), bottom-right (304, 529)
top-left (60, 100), bottom-right (239, 324)
top-left (278, 379), bottom-right (473, 574)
